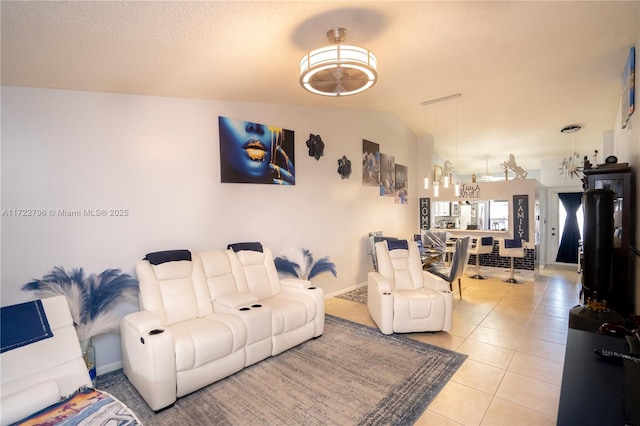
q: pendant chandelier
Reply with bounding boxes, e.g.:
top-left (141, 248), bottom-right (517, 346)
top-left (421, 93), bottom-right (461, 197)
top-left (299, 28), bottom-right (378, 97)
top-left (558, 124), bottom-right (583, 179)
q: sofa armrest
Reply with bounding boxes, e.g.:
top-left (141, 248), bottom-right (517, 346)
top-left (280, 278), bottom-right (312, 289)
top-left (367, 273), bottom-right (394, 335)
top-left (422, 271), bottom-right (450, 292)
top-left (120, 311), bottom-right (176, 411)
top-left (214, 292), bottom-right (259, 310)
top-left (368, 272), bottom-right (391, 293)
top-left (280, 284), bottom-right (325, 338)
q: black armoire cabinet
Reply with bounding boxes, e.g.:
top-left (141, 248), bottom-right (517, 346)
top-left (582, 164), bottom-right (635, 315)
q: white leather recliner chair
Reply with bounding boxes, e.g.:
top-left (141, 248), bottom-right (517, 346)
top-left (368, 239), bottom-right (453, 335)
top-left (222, 242), bottom-right (324, 355)
top-left (121, 250), bottom-right (248, 411)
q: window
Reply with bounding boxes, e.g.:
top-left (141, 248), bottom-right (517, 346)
top-left (489, 200), bottom-right (508, 231)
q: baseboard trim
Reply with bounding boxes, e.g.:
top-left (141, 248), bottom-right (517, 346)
top-left (97, 361), bottom-right (122, 376)
top-left (325, 283), bottom-right (366, 299)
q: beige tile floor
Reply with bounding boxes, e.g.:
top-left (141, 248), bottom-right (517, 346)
top-left (325, 264), bottom-right (582, 426)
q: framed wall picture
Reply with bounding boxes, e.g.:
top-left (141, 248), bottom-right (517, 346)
top-left (379, 153), bottom-right (395, 197)
top-left (622, 46), bottom-right (635, 129)
top-left (395, 164), bottom-right (408, 204)
top-left (362, 139), bottom-right (380, 186)
top-left (218, 116), bottom-right (295, 184)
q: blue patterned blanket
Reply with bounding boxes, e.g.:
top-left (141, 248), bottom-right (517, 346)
top-left (13, 388), bottom-right (142, 425)
top-left (1, 300), bottom-right (53, 353)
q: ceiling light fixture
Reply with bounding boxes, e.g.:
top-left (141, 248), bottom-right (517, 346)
top-left (421, 93), bottom-right (462, 198)
top-left (299, 28), bottom-right (378, 97)
top-left (454, 96), bottom-right (460, 197)
top-left (480, 155), bottom-right (493, 182)
top-left (559, 124), bottom-right (583, 179)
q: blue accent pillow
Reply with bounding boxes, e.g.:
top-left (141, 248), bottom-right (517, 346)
top-left (228, 242), bottom-right (263, 253)
top-left (481, 236), bottom-right (494, 246)
top-left (373, 236), bottom-right (398, 243)
top-left (387, 239), bottom-right (409, 251)
top-left (145, 249), bottom-right (191, 265)
top-left (504, 239), bottom-right (522, 249)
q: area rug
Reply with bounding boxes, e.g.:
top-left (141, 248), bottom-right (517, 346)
top-left (336, 286), bottom-right (367, 304)
top-left (98, 315), bottom-right (466, 425)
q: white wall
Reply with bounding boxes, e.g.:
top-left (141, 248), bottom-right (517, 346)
top-left (1, 86), bottom-right (419, 369)
top-left (614, 37), bottom-right (639, 313)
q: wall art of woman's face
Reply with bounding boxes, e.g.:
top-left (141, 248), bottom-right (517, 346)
top-left (218, 116), bottom-right (295, 184)
top-left (219, 116), bottom-right (274, 180)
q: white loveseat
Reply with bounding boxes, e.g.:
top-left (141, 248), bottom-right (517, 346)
top-left (121, 243), bottom-right (324, 411)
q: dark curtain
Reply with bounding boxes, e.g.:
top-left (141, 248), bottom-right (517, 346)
top-left (556, 192), bottom-right (583, 263)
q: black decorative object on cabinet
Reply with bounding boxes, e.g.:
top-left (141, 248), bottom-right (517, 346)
top-left (582, 164), bottom-right (635, 316)
top-left (581, 189), bottom-right (615, 304)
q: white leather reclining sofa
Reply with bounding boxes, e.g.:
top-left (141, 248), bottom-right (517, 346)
top-left (121, 242), bottom-right (324, 411)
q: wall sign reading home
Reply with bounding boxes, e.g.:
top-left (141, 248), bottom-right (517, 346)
top-left (218, 116), bottom-right (295, 185)
top-left (419, 198), bottom-right (430, 229)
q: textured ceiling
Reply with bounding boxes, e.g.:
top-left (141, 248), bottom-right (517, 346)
top-left (2, 1), bottom-right (638, 176)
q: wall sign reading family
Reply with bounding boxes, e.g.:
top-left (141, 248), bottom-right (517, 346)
top-left (218, 116), bottom-right (295, 185)
top-left (513, 194), bottom-right (529, 241)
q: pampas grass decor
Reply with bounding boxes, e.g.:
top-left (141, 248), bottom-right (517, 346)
top-left (22, 267), bottom-right (138, 341)
top-left (274, 248), bottom-right (337, 281)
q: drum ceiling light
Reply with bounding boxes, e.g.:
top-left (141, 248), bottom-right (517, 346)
top-left (299, 28), bottom-right (377, 97)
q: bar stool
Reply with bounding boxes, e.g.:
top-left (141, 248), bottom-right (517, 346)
top-left (468, 236), bottom-right (494, 280)
top-left (499, 238), bottom-right (525, 283)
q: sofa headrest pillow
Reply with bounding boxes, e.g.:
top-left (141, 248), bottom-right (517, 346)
top-left (504, 239), bottom-right (522, 249)
top-left (144, 250), bottom-right (191, 265)
top-left (481, 236), bottom-right (494, 246)
top-left (387, 239), bottom-right (409, 251)
top-left (374, 236), bottom-right (398, 244)
top-left (228, 242), bottom-right (263, 253)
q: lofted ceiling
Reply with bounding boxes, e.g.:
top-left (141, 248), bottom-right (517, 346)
top-left (2, 1), bottom-right (638, 176)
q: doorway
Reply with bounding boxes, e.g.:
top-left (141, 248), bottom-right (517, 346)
top-left (547, 189), bottom-right (583, 265)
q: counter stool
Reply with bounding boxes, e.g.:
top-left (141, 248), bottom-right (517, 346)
top-left (499, 238), bottom-right (525, 283)
top-left (468, 236), bottom-right (493, 280)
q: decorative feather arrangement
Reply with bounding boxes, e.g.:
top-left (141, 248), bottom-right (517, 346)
top-left (22, 266), bottom-right (139, 341)
top-left (274, 249), bottom-right (337, 281)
